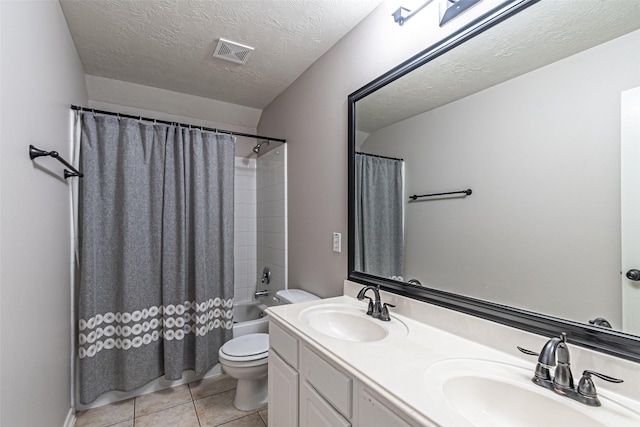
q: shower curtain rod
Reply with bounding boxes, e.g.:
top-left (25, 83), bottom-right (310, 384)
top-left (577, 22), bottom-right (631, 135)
top-left (70, 105), bottom-right (287, 143)
top-left (356, 152), bottom-right (404, 162)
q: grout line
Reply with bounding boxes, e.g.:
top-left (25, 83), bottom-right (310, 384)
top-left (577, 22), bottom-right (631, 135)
top-left (192, 400), bottom-right (202, 427)
top-left (188, 381), bottom-right (203, 427)
top-left (134, 399), bottom-right (194, 419)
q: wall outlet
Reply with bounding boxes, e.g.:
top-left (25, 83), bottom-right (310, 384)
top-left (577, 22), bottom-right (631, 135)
top-left (332, 232), bottom-right (342, 253)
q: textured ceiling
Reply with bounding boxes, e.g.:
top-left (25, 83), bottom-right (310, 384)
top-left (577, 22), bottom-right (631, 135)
top-left (357, 0), bottom-right (640, 134)
top-left (60, 0), bottom-right (381, 109)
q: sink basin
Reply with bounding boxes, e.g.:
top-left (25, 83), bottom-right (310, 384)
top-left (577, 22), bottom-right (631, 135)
top-left (423, 359), bottom-right (640, 427)
top-left (299, 303), bottom-right (406, 343)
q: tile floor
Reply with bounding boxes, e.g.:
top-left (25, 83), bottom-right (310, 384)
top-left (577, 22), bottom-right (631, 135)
top-left (75, 375), bottom-right (268, 427)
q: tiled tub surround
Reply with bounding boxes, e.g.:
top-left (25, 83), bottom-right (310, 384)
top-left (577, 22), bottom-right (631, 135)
top-left (75, 375), bottom-right (268, 427)
top-left (256, 145), bottom-right (287, 297)
top-left (265, 280), bottom-right (640, 426)
top-left (234, 157), bottom-right (258, 303)
top-left (235, 146), bottom-right (288, 304)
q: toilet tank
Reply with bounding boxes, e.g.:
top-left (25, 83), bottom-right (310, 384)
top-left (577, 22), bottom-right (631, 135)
top-left (275, 289), bottom-right (319, 304)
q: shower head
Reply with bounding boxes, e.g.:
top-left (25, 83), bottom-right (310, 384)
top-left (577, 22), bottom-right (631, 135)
top-left (252, 140), bottom-right (270, 154)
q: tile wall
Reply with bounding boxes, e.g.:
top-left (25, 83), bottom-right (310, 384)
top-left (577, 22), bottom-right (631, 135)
top-left (233, 145), bottom-right (288, 303)
top-left (256, 145), bottom-right (288, 297)
top-left (234, 157), bottom-right (257, 303)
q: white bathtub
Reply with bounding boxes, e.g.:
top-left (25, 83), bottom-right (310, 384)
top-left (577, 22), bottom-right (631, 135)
top-left (233, 300), bottom-right (269, 338)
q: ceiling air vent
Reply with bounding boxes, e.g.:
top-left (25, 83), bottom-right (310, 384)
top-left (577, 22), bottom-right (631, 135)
top-left (213, 38), bottom-right (254, 65)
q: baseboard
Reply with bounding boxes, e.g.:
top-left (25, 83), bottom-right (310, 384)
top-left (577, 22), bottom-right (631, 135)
top-left (63, 408), bottom-right (76, 427)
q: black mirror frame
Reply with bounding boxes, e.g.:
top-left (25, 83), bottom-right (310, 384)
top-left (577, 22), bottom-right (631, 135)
top-left (347, 0), bottom-right (640, 363)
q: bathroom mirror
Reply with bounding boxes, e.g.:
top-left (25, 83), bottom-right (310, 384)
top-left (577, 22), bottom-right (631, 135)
top-left (348, 0), bottom-right (640, 361)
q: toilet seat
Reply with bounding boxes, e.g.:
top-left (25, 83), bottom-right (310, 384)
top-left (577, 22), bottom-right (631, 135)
top-left (219, 333), bottom-right (269, 363)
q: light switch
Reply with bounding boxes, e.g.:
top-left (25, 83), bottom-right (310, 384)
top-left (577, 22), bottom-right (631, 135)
top-left (332, 232), bottom-right (342, 253)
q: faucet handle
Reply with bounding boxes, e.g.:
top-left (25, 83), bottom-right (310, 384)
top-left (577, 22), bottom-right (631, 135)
top-left (578, 370), bottom-right (623, 395)
top-left (379, 303), bottom-right (395, 321)
top-left (517, 346), bottom-right (540, 357)
top-left (518, 345), bottom-right (552, 381)
top-left (577, 370), bottom-right (623, 406)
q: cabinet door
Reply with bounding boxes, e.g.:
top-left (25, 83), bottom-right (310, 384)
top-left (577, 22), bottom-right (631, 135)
top-left (300, 382), bottom-right (351, 427)
top-left (359, 389), bottom-right (415, 427)
top-left (268, 350), bottom-right (298, 427)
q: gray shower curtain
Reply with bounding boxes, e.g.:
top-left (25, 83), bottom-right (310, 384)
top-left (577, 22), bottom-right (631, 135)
top-left (77, 113), bottom-right (234, 404)
top-left (354, 153), bottom-right (404, 278)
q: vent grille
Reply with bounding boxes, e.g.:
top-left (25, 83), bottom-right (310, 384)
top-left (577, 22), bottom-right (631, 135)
top-left (213, 38), bottom-right (254, 65)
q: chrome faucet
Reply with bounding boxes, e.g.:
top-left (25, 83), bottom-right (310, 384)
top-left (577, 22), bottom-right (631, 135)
top-left (518, 333), bottom-right (623, 406)
top-left (261, 267), bottom-right (271, 284)
top-left (356, 285), bottom-right (395, 321)
top-left (254, 289), bottom-right (269, 298)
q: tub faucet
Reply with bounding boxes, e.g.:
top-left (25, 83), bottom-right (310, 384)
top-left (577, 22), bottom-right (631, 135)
top-left (254, 290), bottom-right (269, 298)
top-left (357, 285), bottom-right (382, 319)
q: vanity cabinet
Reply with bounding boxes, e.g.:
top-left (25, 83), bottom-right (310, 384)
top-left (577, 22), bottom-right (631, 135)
top-left (358, 388), bottom-right (414, 427)
top-left (269, 322), bottom-right (300, 427)
top-left (269, 318), bottom-right (420, 427)
top-left (268, 350), bottom-right (299, 427)
top-left (300, 381), bottom-right (350, 427)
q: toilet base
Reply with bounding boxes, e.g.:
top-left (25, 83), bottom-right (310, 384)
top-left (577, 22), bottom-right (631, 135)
top-left (234, 374), bottom-right (268, 411)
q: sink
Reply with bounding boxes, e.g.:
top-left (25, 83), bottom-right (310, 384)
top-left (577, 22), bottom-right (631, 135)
top-left (423, 359), bottom-right (640, 427)
top-left (299, 303), bottom-right (407, 343)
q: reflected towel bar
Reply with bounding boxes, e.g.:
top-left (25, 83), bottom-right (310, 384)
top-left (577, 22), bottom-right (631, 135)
top-left (409, 189), bottom-right (472, 201)
top-left (29, 145), bottom-right (83, 179)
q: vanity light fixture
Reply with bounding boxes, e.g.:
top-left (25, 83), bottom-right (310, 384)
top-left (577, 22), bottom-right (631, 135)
top-left (386, 0), bottom-right (435, 26)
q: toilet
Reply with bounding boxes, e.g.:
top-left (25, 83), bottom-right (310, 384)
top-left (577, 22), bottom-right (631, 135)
top-left (218, 289), bottom-right (319, 410)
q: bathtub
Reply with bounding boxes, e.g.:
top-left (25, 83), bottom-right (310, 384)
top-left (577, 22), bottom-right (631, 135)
top-left (233, 300), bottom-right (269, 338)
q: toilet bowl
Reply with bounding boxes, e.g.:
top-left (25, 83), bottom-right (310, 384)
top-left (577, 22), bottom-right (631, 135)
top-left (218, 289), bottom-right (319, 410)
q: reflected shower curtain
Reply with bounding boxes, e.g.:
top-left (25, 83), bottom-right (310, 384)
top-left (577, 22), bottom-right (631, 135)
top-left (77, 113), bottom-right (234, 404)
top-left (354, 153), bottom-right (404, 278)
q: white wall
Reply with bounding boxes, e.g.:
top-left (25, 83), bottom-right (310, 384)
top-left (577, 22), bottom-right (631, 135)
top-left (86, 75), bottom-right (262, 133)
top-left (361, 29), bottom-right (640, 326)
top-left (0, 1), bottom-right (88, 425)
top-left (257, 0), bottom-right (508, 297)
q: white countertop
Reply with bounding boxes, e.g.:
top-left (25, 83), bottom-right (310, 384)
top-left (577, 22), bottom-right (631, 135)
top-left (266, 293), bottom-right (640, 427)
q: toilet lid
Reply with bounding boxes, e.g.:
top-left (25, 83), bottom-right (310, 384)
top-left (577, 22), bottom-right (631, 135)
top-left (220, 333), bottom-right (269, 359)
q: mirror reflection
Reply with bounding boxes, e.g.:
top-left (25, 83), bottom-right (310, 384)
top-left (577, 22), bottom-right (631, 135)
top-left (354, 0), bottom-right (640, 334)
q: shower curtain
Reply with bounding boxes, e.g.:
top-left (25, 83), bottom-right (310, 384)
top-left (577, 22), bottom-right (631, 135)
top-left (76, 113), bottom-right (234, 404)
top-left (354, 153), bottom-right (404, 278)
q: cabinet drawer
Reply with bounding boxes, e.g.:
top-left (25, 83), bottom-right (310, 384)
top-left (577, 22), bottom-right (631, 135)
top-left (300, 381), bottom-right (351, 427)
top-left (301, 346), bottom-right (352, 418)
top-left (270, 321), bottom-right (298, 368)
